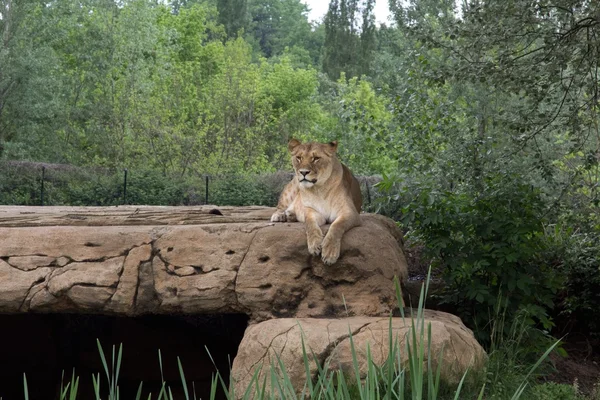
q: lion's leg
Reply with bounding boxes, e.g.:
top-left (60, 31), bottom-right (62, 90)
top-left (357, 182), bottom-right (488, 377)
top-left (284, 194), bottom-right (304, 223)
top-left (321, 212), bottom-right (360, 265)
top-left (271, 181), bottom-right (298, 222)
top-left (305, 207), bottom-right (326, 256)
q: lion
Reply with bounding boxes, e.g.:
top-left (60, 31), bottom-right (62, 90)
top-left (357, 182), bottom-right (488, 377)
top-left (270, 139), bottom-right (362, 265)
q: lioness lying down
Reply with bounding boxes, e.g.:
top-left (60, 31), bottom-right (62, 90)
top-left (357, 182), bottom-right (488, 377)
top-left (271, 139), bottom-right (362, 265)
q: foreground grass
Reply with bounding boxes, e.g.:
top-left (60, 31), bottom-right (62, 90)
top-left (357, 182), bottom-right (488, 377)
top-left (19, 271), bottom-right (576, 400)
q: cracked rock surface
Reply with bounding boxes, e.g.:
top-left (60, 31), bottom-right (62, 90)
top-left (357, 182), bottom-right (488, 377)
top-left (231, 311), bottom-right (487, 395)
top-left (0, 206), bottom-right (408, 319)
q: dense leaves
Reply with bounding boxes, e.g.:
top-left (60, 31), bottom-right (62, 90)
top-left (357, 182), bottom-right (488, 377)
top-left (377, 0), bottom-right (600, 340)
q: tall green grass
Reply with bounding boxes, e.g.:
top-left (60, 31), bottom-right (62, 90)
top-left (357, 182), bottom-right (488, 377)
top-left (20, 268), bottom-right (561, 400)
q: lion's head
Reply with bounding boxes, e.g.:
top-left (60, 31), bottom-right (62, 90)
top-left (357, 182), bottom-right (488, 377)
top-left (288, 139), bottom-right (338, 188)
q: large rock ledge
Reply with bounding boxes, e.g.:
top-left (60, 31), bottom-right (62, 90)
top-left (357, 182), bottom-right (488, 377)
top-left (0, 206), bottom-right (408, 320)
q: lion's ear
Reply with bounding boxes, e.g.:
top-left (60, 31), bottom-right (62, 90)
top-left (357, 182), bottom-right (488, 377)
top-left (288, 138), bottom-right (301, 152)
top-left (328, 141), bottom-right (338, 153)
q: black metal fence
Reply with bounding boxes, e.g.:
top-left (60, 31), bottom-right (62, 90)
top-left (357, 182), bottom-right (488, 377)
top-left (0, 161), bottom-right (381, 209)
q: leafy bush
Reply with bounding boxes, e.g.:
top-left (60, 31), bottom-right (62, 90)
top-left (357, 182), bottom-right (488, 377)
top-left (62, 168), bottom-right (197, 206)
top-left (528, 382), bottom-right (582, 400)
top-left (485, 306), bottom-right (563, 399)
top-left (209, 173), bottom-right (289, 206)
top-left (546, 226), bottom-right (600, 337)
top-left (0, 163), bottom-right (41, 205)
top-left (63, 170), bottom-right (123, 206)
top-left (377, 173), bottom-right (564, 343)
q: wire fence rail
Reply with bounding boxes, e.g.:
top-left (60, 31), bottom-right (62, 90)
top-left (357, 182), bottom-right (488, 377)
top-left (0, 161), bottom-right (382, 208)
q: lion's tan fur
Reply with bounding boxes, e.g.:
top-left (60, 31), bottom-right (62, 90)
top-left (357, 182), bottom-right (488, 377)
top-left (271, 139), bottom-right (362, 265)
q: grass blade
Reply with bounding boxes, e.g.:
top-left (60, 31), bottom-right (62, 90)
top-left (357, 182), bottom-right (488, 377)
top-left (510, 338), bottom-right (562, 400)
top-left (70, 369), bottom-right (80, 400)
top-left (178, 357), bottom-right (190, 400)
top-left (96, 339), bottom-right (110, 384)
top-left (452, 366), bottom-right (470, 400)
top-left (23, 373), bottom-right (29, 400)
top-left (135, 382), bottom-right (144, 400)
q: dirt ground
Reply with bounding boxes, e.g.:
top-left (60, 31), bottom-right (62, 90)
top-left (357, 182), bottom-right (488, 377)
top-left (547, 336), bottom-right (600, 395)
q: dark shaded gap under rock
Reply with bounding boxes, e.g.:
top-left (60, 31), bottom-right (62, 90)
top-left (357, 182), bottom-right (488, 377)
top-left (0, 313), bottom-right (249, 400)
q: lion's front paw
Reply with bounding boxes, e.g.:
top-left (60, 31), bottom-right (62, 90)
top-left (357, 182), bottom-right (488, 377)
top-left (270, 210), bottom-right (287, 222)
top-left (321, 236), bottom-right (341, 265)
top-left (285, 210), bottom-right (298, 222)
top-left (307, 231), bottom-right (324, 256)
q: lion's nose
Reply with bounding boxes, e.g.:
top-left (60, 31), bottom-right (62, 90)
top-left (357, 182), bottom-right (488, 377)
top-left (299, 169), bottom-right (310, 177)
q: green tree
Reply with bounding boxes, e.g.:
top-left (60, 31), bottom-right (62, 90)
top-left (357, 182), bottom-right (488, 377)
top-left (318, 75), bottom-right (396, 174)
top-left (322, 0), bottom-right (376, 79)
top-left (246, 0), bottom-right (314, 59)
top-left (376, 0), bottom-right (600, 339)
top-left (0, 0), bottom-right (65, 160)
top-left (217, 0), bottom-right (247, 37)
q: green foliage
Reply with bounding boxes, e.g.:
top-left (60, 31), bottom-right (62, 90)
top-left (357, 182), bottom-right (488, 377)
top-left (322, 0), bottom-right (376, 80)
top-left (368, 0), bottom-right (600, 347)
top-left (0, 163), bottom-right (42, 205)
top-left (246, 0), bottom-right (315, 60)
top-left (378, 173), bottom-right (564, 342)
top-left (528, 382), bottom-right (582, 400)
top-left (209, 174), bottom-right (281, 206)
top-left (0, 162), bottom-right (201, 206)
top-left (217, 0), bottom-right (248, 38)
top-left (485, 305), bottom-right (562, 399)
top-left (0, 0), bottom-right (335, 178)
top-left (317, 76), bottom-right (396, 175)
top-left (545, 226), bottom-right (600, 337)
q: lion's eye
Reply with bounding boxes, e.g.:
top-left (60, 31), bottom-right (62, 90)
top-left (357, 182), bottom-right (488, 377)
top-left (296, 156), bottom-right (302, 162)
top-left (313, 157), bottom-right (320, 162)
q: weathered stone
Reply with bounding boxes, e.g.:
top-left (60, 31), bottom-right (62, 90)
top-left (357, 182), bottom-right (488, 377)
top-left (46, 257), bottom-right (124, 296)
top-left (65, 286), bottom-right (114, 309)
top-left (29, 289), bottom-right (60, 311)
top-left (0, 226), bottom-right (152, 261)
top-left (173, 266), bottom-right (196, 277)
top-left (326, 311), bottom-right (486, 383)
top-left (0, 205), bottom-right (274, 227)
top-left (135, 260), bottom-right (159, 314)
top-left (231, 311), bottom-right (487, 396)
top-left (0, 259), bottom-right (51, 312)
top-left (56, 257), bottom-right (70, 267)
top-left (150, 223), bottom-right (261, 313)
top-left (106, 244), bottom-right (152, 314)
top-left (236, 215), bottom-right (408, 320)
top-left (0, 206), bottom-right (408, 319)
top-left (7, 256), bottom-right (55, 271)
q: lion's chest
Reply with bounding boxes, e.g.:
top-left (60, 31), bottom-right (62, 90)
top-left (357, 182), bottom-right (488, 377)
top-left (301, 197), bottom-right (338, 224)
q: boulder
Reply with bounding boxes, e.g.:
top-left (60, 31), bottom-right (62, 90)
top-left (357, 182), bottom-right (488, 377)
top-left (0, 206), bottom-right (408, 320)
top-left (231, 311), bottom-right (487, 395)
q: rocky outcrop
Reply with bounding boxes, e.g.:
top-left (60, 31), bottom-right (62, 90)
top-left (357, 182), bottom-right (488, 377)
top-left (0, 206), bottom-right (408, 320)
top-left (0, 205), bottom-right (486, 396)
top-left (231, 311), bottom-right (487, 394)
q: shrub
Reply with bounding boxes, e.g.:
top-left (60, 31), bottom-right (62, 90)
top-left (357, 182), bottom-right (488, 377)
top-left (0, 163), bottom-right (41, 205)
top-left (546, 226), bottom-right (600, 337)
top-left (209, 173), bottom-right (288, 206)
top-left (377, 173), bottom-right (564, 344)
top-left (528, 382), bottom-right (582, 400)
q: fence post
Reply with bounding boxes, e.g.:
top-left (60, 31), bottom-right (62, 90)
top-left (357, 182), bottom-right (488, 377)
top-left (205, 175), bottom-right (209, 205)
top-left (123, 168), bottom-right (128, 205)
top-left (40, 166), bottom-right (46, 206)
